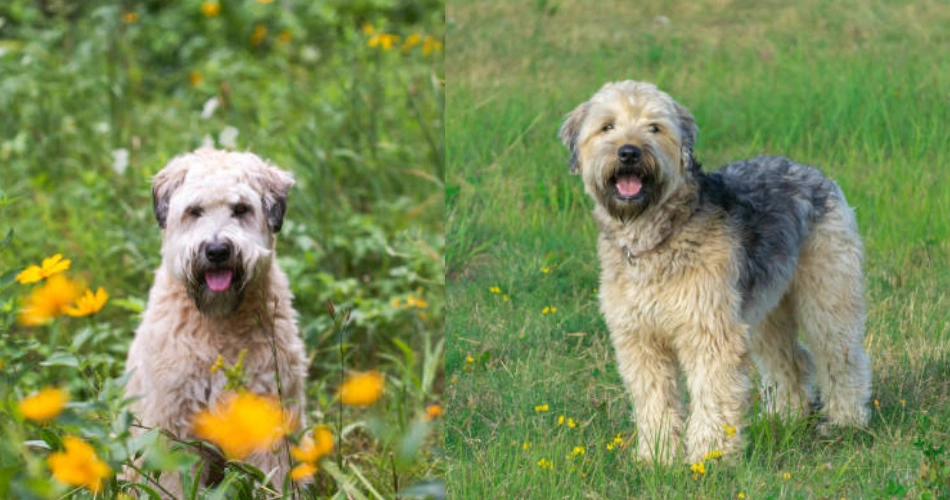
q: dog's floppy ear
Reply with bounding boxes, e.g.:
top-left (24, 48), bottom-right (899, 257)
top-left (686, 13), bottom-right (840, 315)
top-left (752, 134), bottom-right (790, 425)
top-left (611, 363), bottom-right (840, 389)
top-left (558, 102), bottom-right (590, 175)
top-left (258, 165), bottom-right (295, 233)
top-left (673, 101), bottom-right (698, 156)
top-left (152, 162), bottom-right (188, 229)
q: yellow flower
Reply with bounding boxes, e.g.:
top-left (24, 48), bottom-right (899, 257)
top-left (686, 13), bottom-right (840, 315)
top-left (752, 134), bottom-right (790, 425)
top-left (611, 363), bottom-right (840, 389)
top-left (900, 399), bottom-right (906, 408)
top-left (424, 404), bottom-right (443, 421)
top-left (557, 415), bottom-right (565, 425)
top-left (571, 446), bottom-right (585, 457)
top-left (48, 436), bottom-right (112, 493)
top-left (534, 404), bottom-right (549, 413)
top-left (542, 306), bottom-right (550, 314)
top-left (489, 286), bottom-right (501, 294)
top-left (362, 23), bottom-right (375, 35)
top-left (537, 458), bottom-right (553, 470)
top-left (502, 294), bottom-right (510, 302)
top-left (874, 398), bottom-right (880, 409)
top-left (568, 418), bottom-right (577, 428)
top-left (16, 254), bottom-right (71, 284)
top-left (210, 354), bottom-right (224, 374)
top-left (704, 450), bottom-right (723, 460)
top-left (406, 295), bottom-right (429, 309)
top-left (465, 355), bottom-right (475, 364)
top-left (277, 30), bottom-right (292, 44)
top-left (782, 472), bottom-right (791, 480)
top-left (251, 24), bottom-right (267, 45)
top-left (738, 493), bottom-right (746, 499)
top-left (542, 267), bottom-right (550, 274)
top-left (291, 425), bottom-right (334, 464)
top-left (691, 461), bottom-right (706, 476)
top-left (19, 274), bottom-right (83, 326)
top-left (122, 12), bottom-right (138, 23)
top-left (200, 1), bottom-right (220, 17)
top-left (402, 33), bottom-right (422, 52)
top-left (290, 462), bottom-right (316, 481)
top-left (19, 387), bottom-right (68, 421)
top-left (368, 33), bottom-right (400, 51)
top-left (64, 287), bottom-right (108, 317)
top-left (522, 442), bottom-right (532, 451)
top-left (723, 423), bottom-right (737, 437)
top-left (338, 371), bottom-right (384, 407)
top-left (422, 35), bottom-right (442, 56)
top-left (193, 392), bottom-right (293, 460)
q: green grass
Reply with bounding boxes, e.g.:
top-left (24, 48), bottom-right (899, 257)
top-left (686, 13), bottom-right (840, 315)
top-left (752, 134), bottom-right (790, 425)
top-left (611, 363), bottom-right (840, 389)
top-left (445, 0), bottom-right (950, 497)
top-left (0, 1), bottom-right (444, 498)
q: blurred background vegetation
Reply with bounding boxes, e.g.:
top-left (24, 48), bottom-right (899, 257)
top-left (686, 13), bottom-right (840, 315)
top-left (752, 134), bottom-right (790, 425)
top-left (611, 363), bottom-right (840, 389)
top-left (0, 0), bottom-right (443, 497)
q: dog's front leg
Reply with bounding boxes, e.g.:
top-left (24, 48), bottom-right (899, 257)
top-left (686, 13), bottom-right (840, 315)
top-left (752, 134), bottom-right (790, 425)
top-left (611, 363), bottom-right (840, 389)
top-left (612, 331), bottom-right (685, 464)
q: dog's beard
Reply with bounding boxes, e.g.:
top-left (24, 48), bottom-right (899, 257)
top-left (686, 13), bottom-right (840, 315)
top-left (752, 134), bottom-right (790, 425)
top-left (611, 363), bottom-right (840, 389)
top-left (591, 150), bottom-right (665, 221)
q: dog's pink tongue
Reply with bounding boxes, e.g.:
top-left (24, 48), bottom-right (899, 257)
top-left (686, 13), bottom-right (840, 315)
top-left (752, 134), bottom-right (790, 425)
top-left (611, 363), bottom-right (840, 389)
top-left (205, 269), bottom-right (233, 292)
top-left (616, 175), bottom-right (642, 197)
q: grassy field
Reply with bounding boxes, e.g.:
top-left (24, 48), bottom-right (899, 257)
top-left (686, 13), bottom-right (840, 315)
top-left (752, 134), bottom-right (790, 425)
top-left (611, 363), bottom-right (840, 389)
top-left (0, 1), bottom-right (443, 498)
top-left (445, 0), bottom-right (950, 497)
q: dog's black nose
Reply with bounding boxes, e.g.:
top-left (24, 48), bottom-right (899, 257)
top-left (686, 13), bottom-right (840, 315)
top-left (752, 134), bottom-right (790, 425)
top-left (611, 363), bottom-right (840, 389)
top-left (618, 145), bottom-right (642, 164)
top-left (205, 241), bottom-right (232, 263)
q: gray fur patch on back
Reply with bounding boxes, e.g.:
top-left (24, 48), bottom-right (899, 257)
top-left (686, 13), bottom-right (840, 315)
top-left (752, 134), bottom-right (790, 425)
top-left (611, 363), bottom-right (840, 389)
top-left (699, 156), bottom-right (838, 308)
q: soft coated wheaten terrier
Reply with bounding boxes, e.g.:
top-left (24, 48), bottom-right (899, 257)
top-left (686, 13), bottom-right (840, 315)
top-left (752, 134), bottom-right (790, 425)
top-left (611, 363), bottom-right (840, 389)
top-left (124, 148), bottom-right (307, 492)
top-left (559, 81), bottom-right (872, 463)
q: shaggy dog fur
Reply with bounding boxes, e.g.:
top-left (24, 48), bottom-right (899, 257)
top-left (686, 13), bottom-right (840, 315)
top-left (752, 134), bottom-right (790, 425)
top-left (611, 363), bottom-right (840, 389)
top-left (123, 148), bottom-right (306, 493)
top-left (559, 81), bottom-right (872, 463)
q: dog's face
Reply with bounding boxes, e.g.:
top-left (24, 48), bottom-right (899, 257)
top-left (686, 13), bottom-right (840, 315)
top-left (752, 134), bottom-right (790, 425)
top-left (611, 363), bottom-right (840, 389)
top-left (151, 149), bottom-right (294, 317)
top-left (559, 81), bottom-right (698, 220)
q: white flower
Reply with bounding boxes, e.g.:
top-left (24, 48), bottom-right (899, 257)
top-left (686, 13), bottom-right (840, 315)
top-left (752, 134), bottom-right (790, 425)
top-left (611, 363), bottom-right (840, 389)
top-left (94, 122), bottom-right (110, 134)
top-left (201, 135), bottom-right (215, 148)
top-left (111, 149), bottom-right (129, 175)
top-left (219, 126), bottom-right (239, 149)
top-left (201, 97), bottom-right (219, 120)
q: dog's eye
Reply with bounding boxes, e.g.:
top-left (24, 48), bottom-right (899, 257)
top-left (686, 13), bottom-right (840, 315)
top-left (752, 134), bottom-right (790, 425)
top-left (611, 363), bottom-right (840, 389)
top-left (647, 124), bottom-right (660, 133)
top-left (186, 206), bottom-right (203, 218)
top-left (601, 123), bottom-right (614, 133)
top-left (232, 203), bottom-right (251, 217)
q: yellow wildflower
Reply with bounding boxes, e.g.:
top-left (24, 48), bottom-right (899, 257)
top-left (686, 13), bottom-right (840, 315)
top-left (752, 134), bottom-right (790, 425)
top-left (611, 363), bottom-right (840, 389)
top-left (48, 436), bottom-right (112, 493)
top-left (19, 387), bottom-right (68, 422)
top-left (362, 23), bottom-right (375, 35)
top-left (465, 355), bottom-right (475, 364)
top-left (738, 493), bottom-right (746, 499)
top-left (368, 33), bottom-right (400, 51)
top-left (422, 35), bottom-right (442, 56)
top-left (251, 24), bottom-right (267, 45)
top-left (503, 294), bottom-right (510, 302)
top-left (535, 404), bottom-right (549, 413)
top-left (691, 461), bottom-right (706, 477)
top-left (900, 399), bottom-right (906, 408)
top-left (704, 450), bottom-right (723, 460)
top-left (277, 30), bottom-right (292, 44)
top-left (723, 423), bottom-right (737, 437)
top-left (537, 458), bottom-right (553, 470)
top-left (19, 274), bottom-right (83, 326)
top-left (290, 462), bottom-right (316, 481)
top-left (542, 267), bottom-right (550, 274)
top-left (406, 295), bottom-right (429, 309)
top-left (571, 446), bottom-right (585, 457)
top-left (522, 442), bottom-right (532, 451)
top-left (291, 425), bottom-right (334, 466)
top-left (210, 355), bottom-right (224, 374)
top-left (402, 33), bottom-right (422, 51)
top-left (489, 286), bottom-right (501, 294)
top-left (424, 404), bottom-right (443, 421)
top-left (557, 415), bottom-right (565, 425)
top-left (193, 392), bottom-right (293, 460)
top-left (874, 398), bottom-right (880, 409)
top-left (16, 254), bottom-right (71, 284)
top-left (200, 1), bottom-right (220, 17)
top-left (338, 371), bottom-right (384, 407)
top-left (783, 472), bottom-right (791, 480)
top-left (64, 287), bottom-right (108, 317)
top-left (567, 418), bottom-right (576, 428)
top-left (122, 12), bottom-right (138, 23)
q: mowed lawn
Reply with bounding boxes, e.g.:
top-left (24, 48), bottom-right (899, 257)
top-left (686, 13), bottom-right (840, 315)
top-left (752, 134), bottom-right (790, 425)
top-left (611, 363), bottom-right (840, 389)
top-left (445, 0), bottom-right (950, 497)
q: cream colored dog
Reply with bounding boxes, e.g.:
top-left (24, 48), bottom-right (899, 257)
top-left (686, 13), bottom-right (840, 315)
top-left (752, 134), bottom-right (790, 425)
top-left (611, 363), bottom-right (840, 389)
top-left (560, 81), bottom-right (871, 463)
top-left (124, 148), bottom-right (307, 493)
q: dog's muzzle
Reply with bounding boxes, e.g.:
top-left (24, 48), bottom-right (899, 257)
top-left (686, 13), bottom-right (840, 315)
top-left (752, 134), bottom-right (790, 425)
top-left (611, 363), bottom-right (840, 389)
top-left (611, 144), bottom-right (649, 201)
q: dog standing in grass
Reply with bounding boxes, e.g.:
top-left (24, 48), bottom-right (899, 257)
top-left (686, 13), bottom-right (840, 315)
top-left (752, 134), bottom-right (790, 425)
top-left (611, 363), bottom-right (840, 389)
top-left (559, 81), bottom-right (872, 463)
top-left (123, 148), bottom-right (307, 493)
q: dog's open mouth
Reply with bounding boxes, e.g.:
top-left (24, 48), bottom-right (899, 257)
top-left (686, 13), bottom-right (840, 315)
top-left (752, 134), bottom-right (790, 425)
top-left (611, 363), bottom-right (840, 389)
top-left (615, 174), bottom-right (643, 199)
top-left (205, 269), bottom-right (234, 292)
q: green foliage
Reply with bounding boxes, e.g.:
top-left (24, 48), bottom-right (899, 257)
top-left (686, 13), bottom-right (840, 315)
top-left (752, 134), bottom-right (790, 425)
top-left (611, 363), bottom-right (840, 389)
top-left (445, 0), bottom-right (950, 497)
top-left (0, 0), bottom-right (444, 497)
